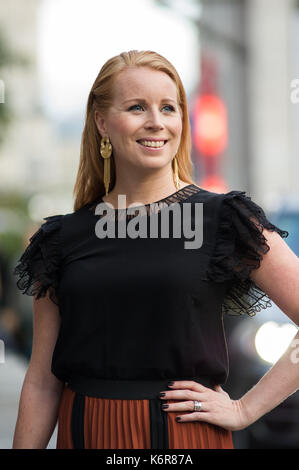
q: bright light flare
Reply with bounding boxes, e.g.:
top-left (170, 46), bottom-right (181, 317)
top-left (254, 321), bottom-right (298, 364)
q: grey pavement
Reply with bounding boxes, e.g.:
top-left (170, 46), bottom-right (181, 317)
top-left (0, 349), bottom-right (57, 449)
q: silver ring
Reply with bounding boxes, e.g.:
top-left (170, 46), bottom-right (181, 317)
top-left (193, 400), bottom-right (203, 412)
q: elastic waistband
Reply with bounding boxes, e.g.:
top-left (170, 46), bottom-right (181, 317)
top-left (67, 375), bottom-right (215, 399)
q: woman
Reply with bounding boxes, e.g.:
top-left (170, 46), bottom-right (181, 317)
top-left (12, 50), bottom-right (299, 449)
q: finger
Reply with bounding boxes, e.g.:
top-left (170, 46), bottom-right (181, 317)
top-left (175, 411), bottom-right (213, 423)
top-left (162, 400), bottom-right (201, 413)
top-left (167, 381), bottom-right (208, 393)
top-left (164, 400), bottom-right (210, 413)
top-left (160, 389), bottom-right (209, 401)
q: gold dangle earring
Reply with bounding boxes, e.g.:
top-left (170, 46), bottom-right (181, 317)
top-left (173, 155), bottom-right (180, 190)
top-left (100, 136), bottom-right (112, 196)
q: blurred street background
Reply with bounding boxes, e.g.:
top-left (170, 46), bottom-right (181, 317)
top-left (0, 0), bottom-right (299, 449)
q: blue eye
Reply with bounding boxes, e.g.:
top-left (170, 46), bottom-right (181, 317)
top-left (129, 104), bottom-right (143, 111)
top-left (163, 105), bottom-right (175, 112)
top-left (128, 104), bottom-right (175, 112)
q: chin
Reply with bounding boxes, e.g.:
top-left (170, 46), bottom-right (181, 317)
top-left (140, 157), bottom-right (171, 169)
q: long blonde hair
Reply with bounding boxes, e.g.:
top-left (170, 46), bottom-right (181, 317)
top-left (73, 50), bottom-right (195, 212)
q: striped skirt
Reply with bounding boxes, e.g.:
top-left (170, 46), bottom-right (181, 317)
top-left (56, 378), bottom-right (234, 449)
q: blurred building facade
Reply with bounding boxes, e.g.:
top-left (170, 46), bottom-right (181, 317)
top-left (0, 0), bottom-right (78, 215)
top-left (246, 0), bottom-right (297, 207)
top-left (196, 0), bottom-right (297, 209)
top-left (193, 0), bottom-right (249, 194)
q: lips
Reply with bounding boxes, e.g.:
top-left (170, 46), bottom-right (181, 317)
top-left (136, 139), bottom-right (168, 144)
top-left (136, 140), bottom-right (168, 150)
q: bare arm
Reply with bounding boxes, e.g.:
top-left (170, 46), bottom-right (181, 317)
top-left (237, 228), bottom-right (299, 426)
top-left (159, 229), bottom-right (299, 430)
top-left (12, 291), bottom-right (64, 449)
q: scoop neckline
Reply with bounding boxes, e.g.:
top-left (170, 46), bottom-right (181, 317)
top-left (89, 183), bottom-right (203, 221)
top-left (97, 183), bottom-right (201, 211)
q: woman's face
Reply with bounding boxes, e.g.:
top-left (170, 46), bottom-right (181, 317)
top-left (94, 66), bottom-right (183, 173)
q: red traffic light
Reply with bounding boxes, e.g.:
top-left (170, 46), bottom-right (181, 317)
top-left (192, 94), bottom-right (228, 157)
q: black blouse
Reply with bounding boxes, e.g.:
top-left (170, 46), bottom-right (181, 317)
top-left (13, 184), bottom-right (289, 386)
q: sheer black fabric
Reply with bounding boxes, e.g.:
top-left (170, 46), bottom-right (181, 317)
top-left (88, 183), bottom-right (202, 222)
top-left (13, 214), bottom-right (63, 306)
top-left (204, 190), bottom-right (289, 316)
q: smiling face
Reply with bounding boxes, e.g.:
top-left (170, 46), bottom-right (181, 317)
top-left (94, 66), bottom-right (183, 173)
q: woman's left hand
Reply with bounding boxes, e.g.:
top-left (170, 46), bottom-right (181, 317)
top-left (159, 381), bottom-right (250, 431)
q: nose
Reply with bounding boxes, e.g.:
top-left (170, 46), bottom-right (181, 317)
top-left (144, 107), bottom-right (164, 130)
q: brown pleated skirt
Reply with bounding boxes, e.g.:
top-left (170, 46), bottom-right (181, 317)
top-left (56, 385), bottom-right (234, 449)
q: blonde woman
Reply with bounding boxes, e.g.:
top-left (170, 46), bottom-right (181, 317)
top-left (13, 50), bottom-right (299, 449)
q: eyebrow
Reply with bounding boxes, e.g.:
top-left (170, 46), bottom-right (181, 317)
top-left (122, 98), bottom-right (178, 105)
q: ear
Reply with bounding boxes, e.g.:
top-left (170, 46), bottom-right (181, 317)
top-left (94, 110), bottom-right (108, 137)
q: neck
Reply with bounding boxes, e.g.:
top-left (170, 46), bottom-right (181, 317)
top-left (102, 176), bottom-right (190, 209)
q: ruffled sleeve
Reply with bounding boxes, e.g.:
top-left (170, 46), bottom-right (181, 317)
top-left (205, 191), bottom-right (289, 317)
top-left (13, 214), bottom-right (64, 306)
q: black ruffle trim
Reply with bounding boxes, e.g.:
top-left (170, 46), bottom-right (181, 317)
top-left (13, 214), bottom-right (63, 306)
top-left (206, 191), bottom-right (289, 317)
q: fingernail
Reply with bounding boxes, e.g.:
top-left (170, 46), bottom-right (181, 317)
top-left (161, 404), bottom-right (169, 409)
top-left (176, 416), bottom-right (181, 422)
top-left (159, 392), bottom-right (166, 397)
top-left (167, 381), bottom-right (174, 386)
